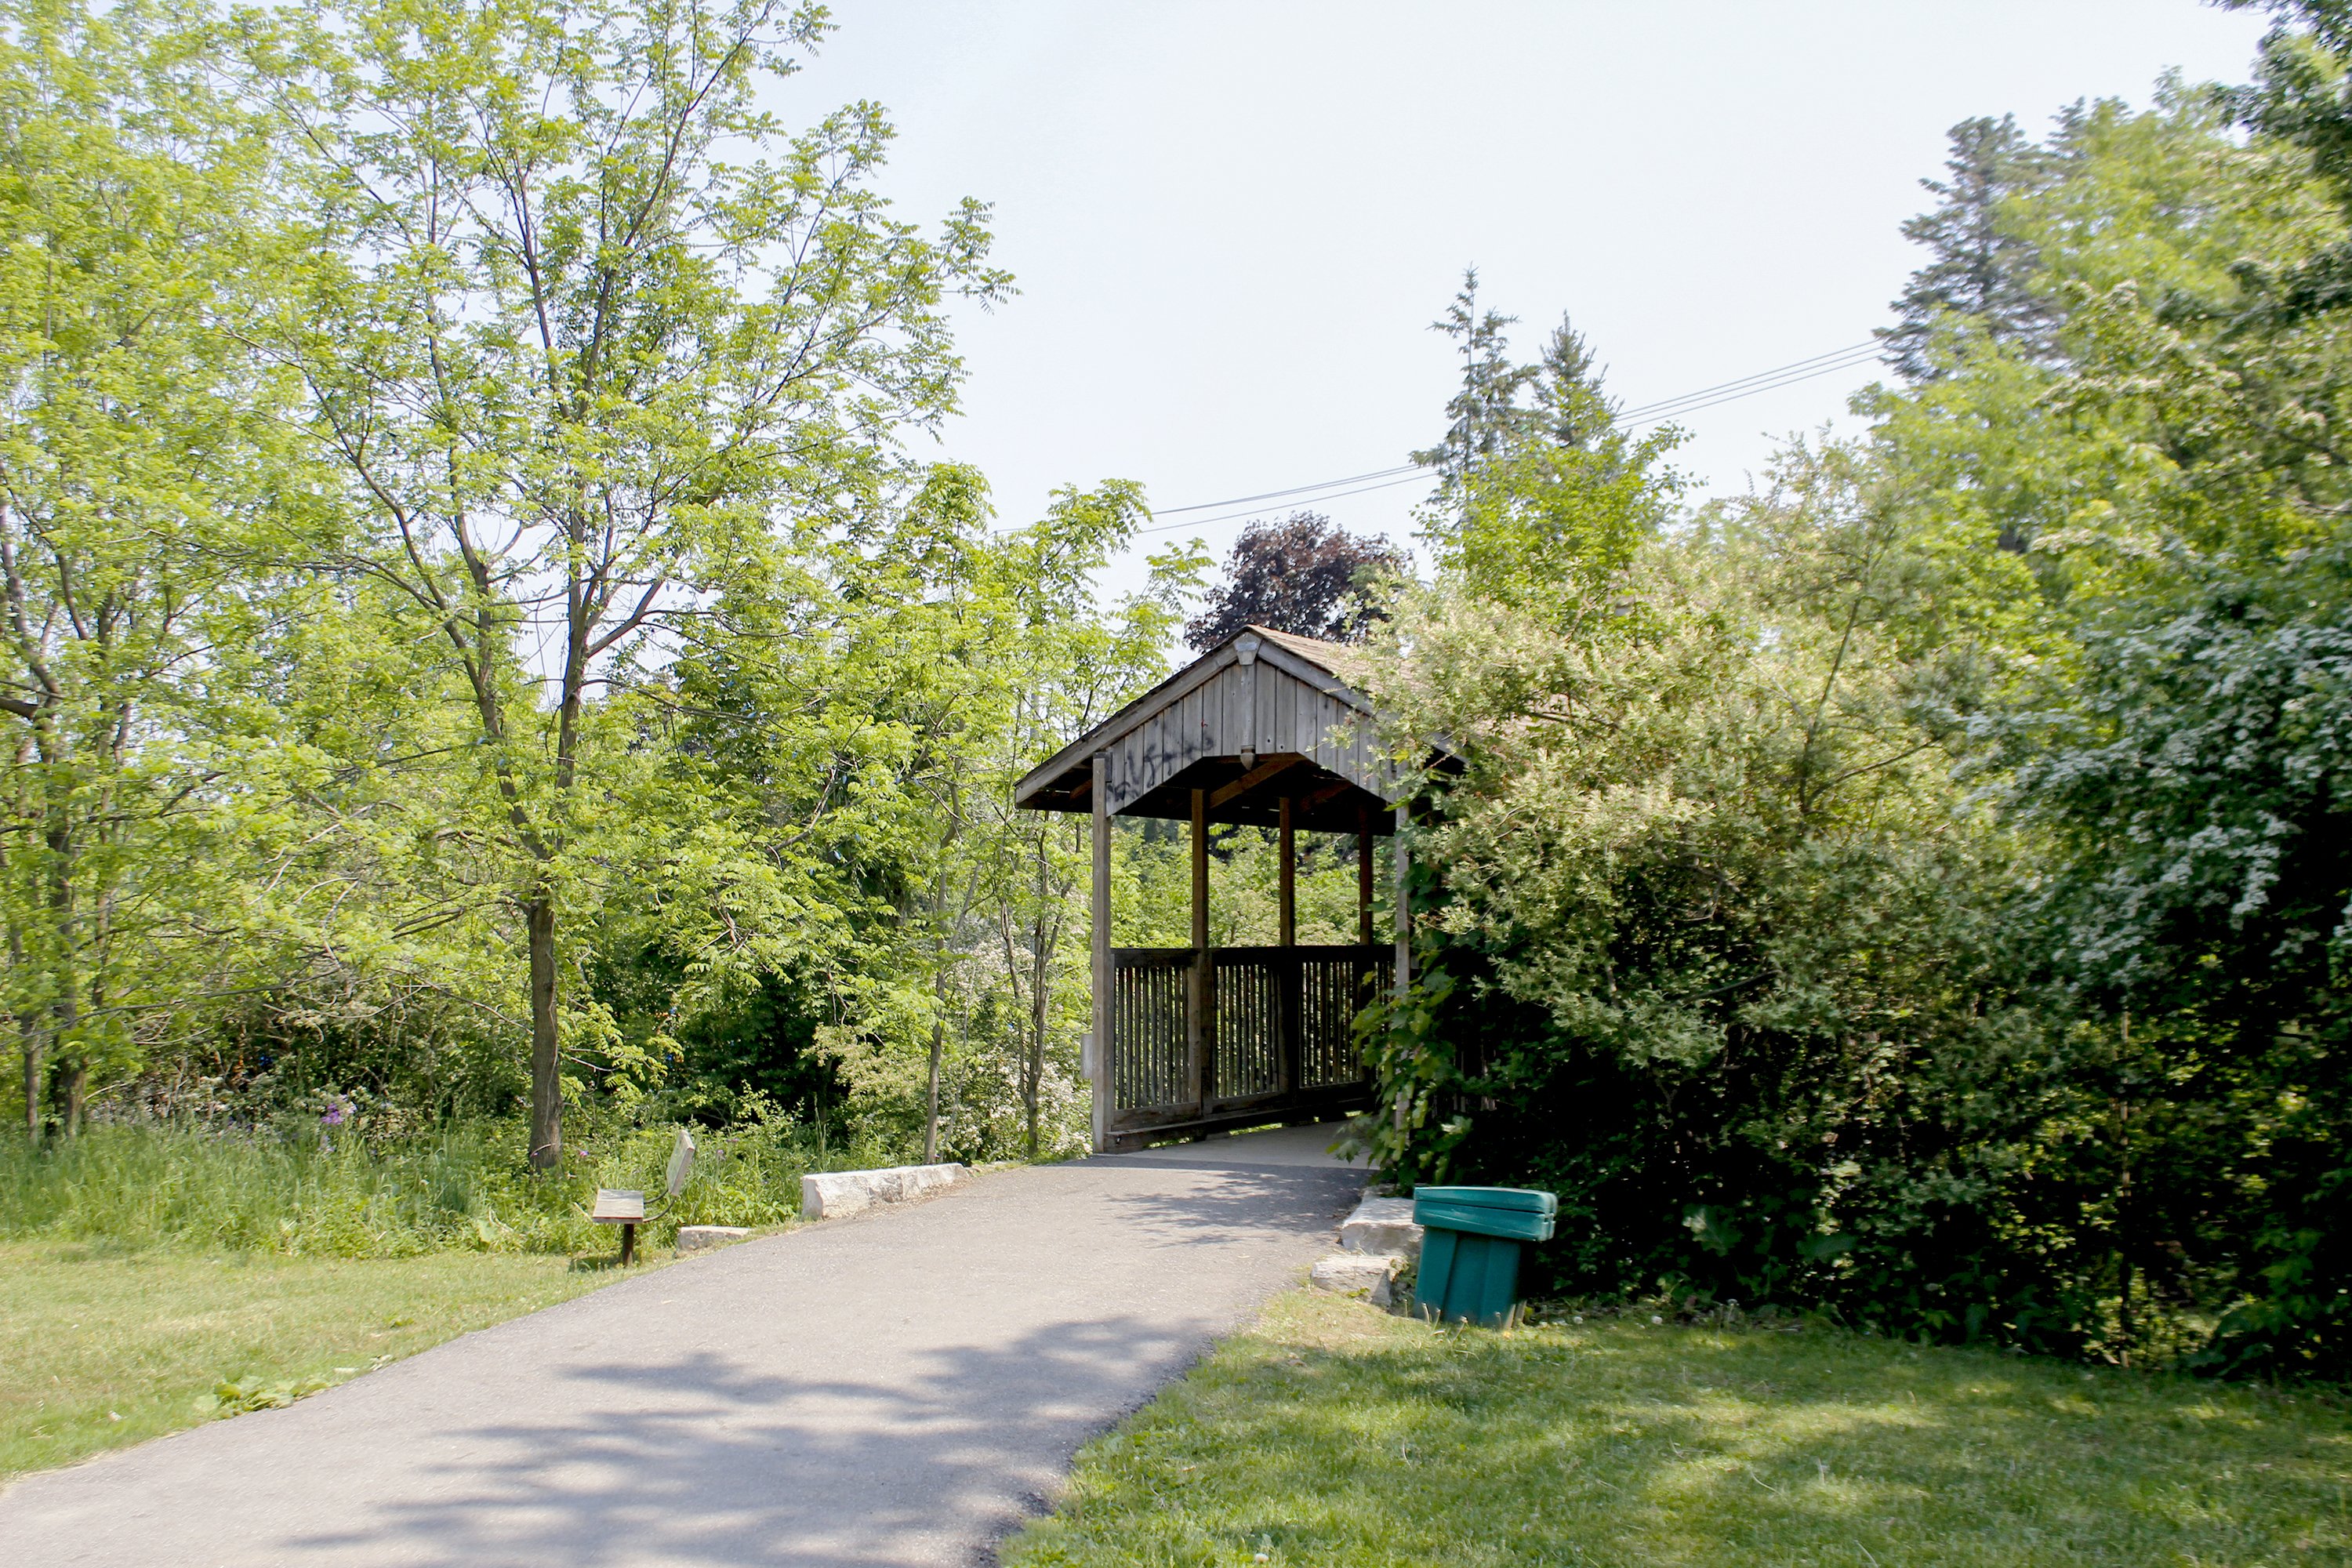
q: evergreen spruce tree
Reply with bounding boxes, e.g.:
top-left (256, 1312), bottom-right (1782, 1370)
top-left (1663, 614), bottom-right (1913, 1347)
top-left (1537, 315), bottom-right (1619, 452)
top-left (1881, 114), bottom-right (2056, 379)
top-left (1412, 268), bottom-right (1540, 488)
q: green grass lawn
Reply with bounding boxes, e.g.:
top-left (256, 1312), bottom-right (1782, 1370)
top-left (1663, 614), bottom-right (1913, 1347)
top-left (1004, 1292), bottom-right (2352, 1568)
top-left (0, 1239), bottom-right (646, 1479)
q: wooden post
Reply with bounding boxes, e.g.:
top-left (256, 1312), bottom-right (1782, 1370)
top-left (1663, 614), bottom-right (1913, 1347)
top-left (1277, 796), bottom-right (1298, 1098)
top-left (1189, 787), bottom-right (1212, 1131)
top-left (1393, 800), bottom-right (1412, 1139)
top-left (1278, 797), bottom-right (1297, 948)
top-left (1091, 751), bottom-right (1112, 1153)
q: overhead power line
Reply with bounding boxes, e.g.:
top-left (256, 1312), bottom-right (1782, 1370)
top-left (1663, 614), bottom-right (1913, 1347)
top-left (1138, 338), bottom-right (1887, 535)
top-left (1145, 463), bottom-right (1423, 517)
top-left (1609, 341), bottom-right (1878, 424)
top-left (1144, 472), bottom-right (1435, 534)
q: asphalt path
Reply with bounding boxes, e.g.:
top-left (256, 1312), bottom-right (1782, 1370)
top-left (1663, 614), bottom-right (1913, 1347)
top-left (2, 1123), bottom-right (1365, 1567)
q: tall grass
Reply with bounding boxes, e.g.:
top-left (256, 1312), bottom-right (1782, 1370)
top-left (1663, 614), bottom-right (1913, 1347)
top-left (0, 1117), bottom-right (899, 1258)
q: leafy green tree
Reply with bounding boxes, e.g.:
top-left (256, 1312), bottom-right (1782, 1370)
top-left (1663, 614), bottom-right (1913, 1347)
top-left (969, 492), bottom-right (1198, 1157)
top-left (246, 0), bottom-right (1007, 1166)
top-left (1369, 34), bottom-right (2352, 1374)
top-left (1861, 83), bottom-right (2332, 564)
top-left (1933, 15), bottom-right (2352, 1370)
top-left (0, 0), bottom-right (296, 1135)
top-left (2220, 0), bottom-right (2352, 318)
top-left (1361, 453), bottom-right (2061, 1339)
top-left (631, 470), bottom-right (1196, 1162)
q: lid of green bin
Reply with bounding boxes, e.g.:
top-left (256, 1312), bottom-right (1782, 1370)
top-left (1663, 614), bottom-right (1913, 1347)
top-left (1412, 1185), bottom-right (1558, 1216)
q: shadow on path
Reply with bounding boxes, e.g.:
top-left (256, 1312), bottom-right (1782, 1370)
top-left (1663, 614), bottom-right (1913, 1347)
top-left (1, 1124), bottom-right (1367, 1568)
top-left (286, 1317), bottom-right (1196, 1567)
top-left (1091, 1165), bottom-right (1360, 1245)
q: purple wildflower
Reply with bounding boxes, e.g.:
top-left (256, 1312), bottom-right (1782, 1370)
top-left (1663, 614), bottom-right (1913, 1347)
top-left (321, 1103), bottom-right (348, 1127)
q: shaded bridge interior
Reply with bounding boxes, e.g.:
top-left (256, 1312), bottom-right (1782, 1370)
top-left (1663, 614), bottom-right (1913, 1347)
top-left (1023, 750), bottom-right (1399, 837)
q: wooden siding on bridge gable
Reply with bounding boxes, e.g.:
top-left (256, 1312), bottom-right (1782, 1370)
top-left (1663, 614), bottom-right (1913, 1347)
top-left (1098, 655), bottom-right (1388, 815)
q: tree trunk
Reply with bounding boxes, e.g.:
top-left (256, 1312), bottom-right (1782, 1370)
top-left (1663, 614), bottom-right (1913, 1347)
top-left (924, 1014), bottom-right (944, 1165)
top-left (924, 855), bottom-right (953, 1165)
top-left (19, 1013), bottom-right (40, 1142)
top-left (2114, 1010), bottom-right (2134, 1365)
top-left (49, 973), bottom-right (80, 1137)
top-left (42, 775), bottom-right (80, 1136)
top-left (58, 1051), bottom-right (85, 1138)
top-left (526, 891), bottom-right (562, 1171)
top-left (1025, 975), bottom-right (1047, 1160)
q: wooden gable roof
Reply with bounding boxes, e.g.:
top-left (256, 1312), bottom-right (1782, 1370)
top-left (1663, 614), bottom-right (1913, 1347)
top-left (1012, 626), bottom-right (1405, 834)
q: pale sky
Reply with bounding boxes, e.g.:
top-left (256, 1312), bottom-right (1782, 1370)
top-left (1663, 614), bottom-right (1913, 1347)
top-left (805, 1), bottom-right (2274, 596)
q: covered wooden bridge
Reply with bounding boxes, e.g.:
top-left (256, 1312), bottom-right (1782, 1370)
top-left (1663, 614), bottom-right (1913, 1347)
top-left (1014, 626), bottom-right (1412, 1152)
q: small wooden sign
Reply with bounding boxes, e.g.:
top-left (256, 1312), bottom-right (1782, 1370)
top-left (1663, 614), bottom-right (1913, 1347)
top-left (591, 1189), bottom-right (645, 1223)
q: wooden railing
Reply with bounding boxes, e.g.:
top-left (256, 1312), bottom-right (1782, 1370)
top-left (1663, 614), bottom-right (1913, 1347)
top-left (1106, 944), bottom-right (1389, 1138)
top-left (1108, 949), bottom-right (1191, 1110)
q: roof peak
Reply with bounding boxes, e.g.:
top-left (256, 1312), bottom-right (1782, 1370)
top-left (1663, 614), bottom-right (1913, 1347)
top-left (1235, 624), bottom-right (1356, 663)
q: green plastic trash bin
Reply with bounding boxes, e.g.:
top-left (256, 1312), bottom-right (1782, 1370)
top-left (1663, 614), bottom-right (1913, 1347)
top-left (1411, 1186), bottom-right (1558, 1327)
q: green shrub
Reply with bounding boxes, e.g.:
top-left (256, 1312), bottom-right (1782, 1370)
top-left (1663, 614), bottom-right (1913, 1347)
top-left (1356, 554), bottom-right (2350, 1377)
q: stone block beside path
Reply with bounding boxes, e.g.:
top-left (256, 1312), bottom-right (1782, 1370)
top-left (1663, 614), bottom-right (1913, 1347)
top-left (1311, 1251), bottom-right (1399, 1306)
top-left (1341, 1195), bottom-right (1423, 1261)
top-left (675, 1225), bottom-right (752, 1254)
top-left (801, 1162), bottom-right (968, 1221)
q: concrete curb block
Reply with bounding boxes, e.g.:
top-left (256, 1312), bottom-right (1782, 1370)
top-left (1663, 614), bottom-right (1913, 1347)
top-left (800, 1163), bottom-right (969, 1221)
top-left (1340, 1196), bottom-right (1423, 1261)
top-left (675, 1225), bottom-right (753, 1254)
top-left (1311, 1251), bottom-right (1400, 1306)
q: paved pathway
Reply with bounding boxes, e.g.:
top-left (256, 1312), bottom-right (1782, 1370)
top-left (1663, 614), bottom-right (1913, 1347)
top-left (2, 1124), bottom-right (1365, 1567)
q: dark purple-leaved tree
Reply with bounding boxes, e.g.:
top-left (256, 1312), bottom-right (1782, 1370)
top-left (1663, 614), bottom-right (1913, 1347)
top-left (1183, 512), bottom-right (1405, 651)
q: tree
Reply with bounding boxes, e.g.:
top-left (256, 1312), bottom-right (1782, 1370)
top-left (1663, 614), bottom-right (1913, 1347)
top-left (2212, 1), bottom-right (2352, 325)
top-left (1412, 267), bottom-right (1539, 497)
top-left (1415, 281), bottom-right (1621, 465)
top-left (1880, 115), bottom-right (2056, 379)
top-left (0, 0), bottom-right (295, 1136)
top-left (250, 0), bottom-right (1007, 1167)
top-left (1359, 450), bottom-right (2056, 1341)
top-left (975, 492), bottom-right (1196, 1156)
top-left (1360, 29), bottom-right (2352, 1373)
top-left (1412, 290), bottom-right (1681, 614)
top-left (1537, 316), bottom-right (1618, 452)
top-left (1967, 45), bottom-right (2352, 1367)
top-left (2224, 1), bottom-right (2352, 211)
top-left (1183, 511), bottom-right (1403, 650)
top-left (621, 467), bottom-right (1197, 1163)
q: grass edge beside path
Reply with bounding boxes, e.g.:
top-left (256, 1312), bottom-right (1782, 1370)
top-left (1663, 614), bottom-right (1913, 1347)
top-left (0, 1238), bottom-right (693, 1480)
top-left (1003, 1290), bottom-right (2352, 1568)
